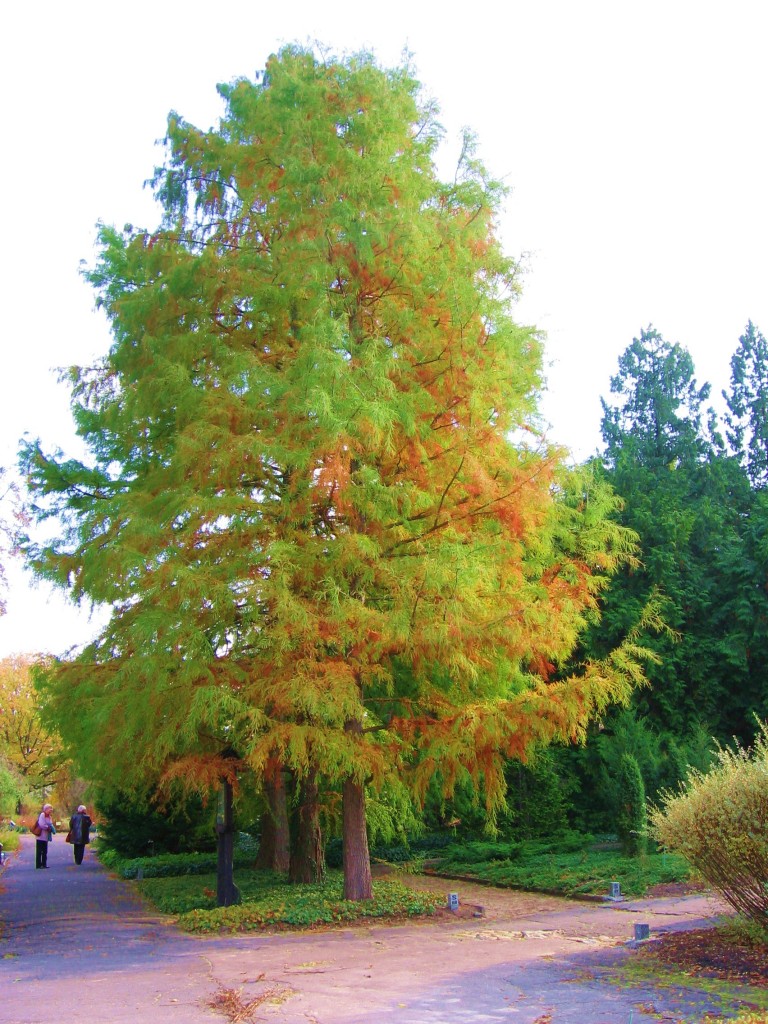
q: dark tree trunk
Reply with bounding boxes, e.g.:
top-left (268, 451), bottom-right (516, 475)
top-left (289, 768), bottom-right (325, 883)
top-left (342, 718), bottom-right (372, 901)
top-left (254, 765), bottom-right (290, 873)
top-left (216, 776), bottom-right (240, 907)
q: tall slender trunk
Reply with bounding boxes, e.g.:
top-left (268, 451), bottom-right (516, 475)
top-left (289, 767), bottom-right (325, 883)
top-left (342, 718), bottom-right (372, 901)
top-left (255, 763), bottom-right (290, 872)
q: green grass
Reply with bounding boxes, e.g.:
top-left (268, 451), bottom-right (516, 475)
top-left (426, 839), bottom-right (692, 898)
top-left (136, 868), bottom-right (442, 933)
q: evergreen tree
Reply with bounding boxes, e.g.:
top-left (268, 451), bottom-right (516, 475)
top-left (724, 321), bottom-right (768, 488)
top-left (601, 326), bottom-right (711, 469)
top-left (593, 327), bottom-right (768, 742)
top-left (22, 46), bottom-right (650, 899)
top-left (616, 752), bottom-right (646, 856)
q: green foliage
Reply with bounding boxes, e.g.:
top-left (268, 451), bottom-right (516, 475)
top-left (438, 839), bottom-right (522, 864)
top-left (95, 789), bottom-right (216, 859)
top-left (616, 753), bottom-right (647, 856)
top-left (650, 722), bottom-right (768, 928)
top-left (502, 750), bottom-right (571, 838)
top-left (98, 847), bottom-right (257, 879)
top-left (21, 46), bottom-right (654, 901)
top-left (430, 835), bottom-right (689, 898)
top-left (135, 870), bottom-right (441, 932)
top-left (724, 321), bottom-right (768, 487)
top-left (0, 759), bottom-right (22, 816)
top-left (589, 326), bottom-right (768, 744)
top-left (0, 828), bottom-right (20, 853)
top-left (601, 326), bottom-right (713, 469)
top-left (0, 655), bottom-right (66, 795)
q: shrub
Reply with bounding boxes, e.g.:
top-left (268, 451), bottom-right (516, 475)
top-left (438, 840), bottom-right (521, 867)
top-left (94, 788), bottom-right (217, 858)
top-left (0, 829), bottom-right (20, 853)
top-left (99, 848), bottom-right (258, 879)
top-left (503, 751), bottom-right (571, 838)
top-left (650, 723), bottom-right (768, 928)
top-left (616, 753), bottom-right (647, 856)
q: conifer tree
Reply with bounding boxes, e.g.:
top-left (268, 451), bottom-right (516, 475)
top-left (593, 327), bottom-right (768, 742)
top-left (724, 321), bottom-right (768, 488)
top-left (22, 46), bottom-right (649, 899)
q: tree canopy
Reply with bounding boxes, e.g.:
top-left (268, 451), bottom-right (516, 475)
top-left (0, 654), bottom-right (65, 794)
top-left (22, 46), bottom-right (651, 898)
top-left (590, 326), bottom-right (768, 742)
top-left (724, 320), bottom-right (768, 488)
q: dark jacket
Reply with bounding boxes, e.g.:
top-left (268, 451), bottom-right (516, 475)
top-left (69, 812), bottom-right (92, 845)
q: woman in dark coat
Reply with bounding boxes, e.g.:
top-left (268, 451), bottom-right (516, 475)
top-left (68, 805), bottom-right (92, 865)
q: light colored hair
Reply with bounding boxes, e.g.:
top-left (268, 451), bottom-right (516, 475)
top-left (43, 804), bottom-right (53, 812)
top-left (77, 805), bottom-right (87, 813)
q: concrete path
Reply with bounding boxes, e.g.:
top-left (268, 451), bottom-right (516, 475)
top-left (0, 834), bottom-right (738, 1024)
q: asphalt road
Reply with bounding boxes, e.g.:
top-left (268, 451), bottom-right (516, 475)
top-left (0, 833), bottom-right (739, 1024)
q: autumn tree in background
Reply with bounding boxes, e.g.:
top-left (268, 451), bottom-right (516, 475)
top-left (22, 46), bottom-right (651, 900)
top-left (0, 655), bottom-right (66, 802)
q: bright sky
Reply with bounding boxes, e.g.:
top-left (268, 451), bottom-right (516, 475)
top-left (2, 1), bottom-right (767, 658)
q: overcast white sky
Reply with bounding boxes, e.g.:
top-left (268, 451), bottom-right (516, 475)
top-left (2, 0), bottom-right (767, 657)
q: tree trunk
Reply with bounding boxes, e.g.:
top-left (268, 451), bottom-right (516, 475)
top-left (254, 765), bottom-right (290, 872)
top-left (289, 768), bottom-right (325, 883)
top-left (342, 776), bottom-right (372, 900)
top-left (342, 718), bottom-right (372, 901)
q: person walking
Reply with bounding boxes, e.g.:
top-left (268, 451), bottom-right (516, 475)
top-left (35, 804), bottom-right (54, 869)
top-left (68, 805), bottom-right (92, 865)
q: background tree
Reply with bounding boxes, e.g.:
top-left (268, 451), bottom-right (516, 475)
top-left (0, 655), bottom-right (66, 801)
top-left (23, 46), bottom-right (651, 899)
top-left (724, 321), bottom-right (768, 488)
top-left (590, 327), bottom-right (768, 741)
top-left (615, 752), bottom-right (646, 856)
top-left (0, 467), bottom-right (25, 616)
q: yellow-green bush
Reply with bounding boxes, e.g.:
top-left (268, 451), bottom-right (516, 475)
top-left (650, 723), bottom-right (768, 928)
top-left (0, 829), bottom-right (21, 853)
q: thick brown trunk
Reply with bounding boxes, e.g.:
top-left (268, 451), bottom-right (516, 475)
top-left (289, 768), bottom-right (325, 883)
top-left (255, 766), bottom-right (290, 873)
top-left (342, 717), bottom-right (372, 901)
top-left (342, 776), bottom-right (372, 900)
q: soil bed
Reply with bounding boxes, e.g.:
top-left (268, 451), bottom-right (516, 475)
top-left (638, 926), bottom-right (768, 987)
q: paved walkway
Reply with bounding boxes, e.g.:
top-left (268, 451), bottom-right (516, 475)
top-left (0, 833), bottom-right (738, 1023)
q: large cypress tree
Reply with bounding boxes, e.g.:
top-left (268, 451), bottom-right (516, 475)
top-left (22, 47), bottom-right (649, 899)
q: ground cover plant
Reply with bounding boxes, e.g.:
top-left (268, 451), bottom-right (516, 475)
top-left (98, 847), bottom-right (256, 879)
top-left (135, 868), bottom-right (442, 933)
top-left (423, 834), bottom-right (691, 898)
